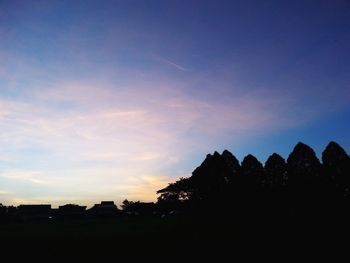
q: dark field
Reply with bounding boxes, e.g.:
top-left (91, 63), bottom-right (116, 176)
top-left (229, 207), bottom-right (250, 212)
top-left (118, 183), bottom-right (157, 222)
top-left (0, 216), bottom-right (244, 258)
top-left (0, 215), bottom-right (347, 260)
top-left (0, 216), bottom-right (239, 242)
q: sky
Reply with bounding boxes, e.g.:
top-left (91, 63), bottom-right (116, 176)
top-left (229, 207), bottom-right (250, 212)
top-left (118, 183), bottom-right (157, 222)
top-left (0, 0), bottom-right (349, 207)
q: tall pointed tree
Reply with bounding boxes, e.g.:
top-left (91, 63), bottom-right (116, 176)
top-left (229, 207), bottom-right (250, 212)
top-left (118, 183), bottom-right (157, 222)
top-left (322, 141), bottom-right (350, 197)
top-left (240, 154), bottom-right (264, 190)
top-left (264, 153), bottom-right (287, 189)
top-left (287, 142), bottom-right (322, 187)
top-left (287, 142), bottom-right (323, 216)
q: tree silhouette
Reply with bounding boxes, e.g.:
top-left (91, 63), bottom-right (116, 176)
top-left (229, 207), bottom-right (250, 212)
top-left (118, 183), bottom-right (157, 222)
top-left (156, 141), bottom-right (350, 221)
top-left (264, 153), bottom-right (287, 189)
top-left (262, 153), bottom-right (288, 216)
top-left (121, 199), bottom-right (155, 215)
top-left (157, 150), bottom-right (240, 211)
top-left (157, 177), bottom-right (196, 212)
top-left (240, 154), bottom-right (264, 191)
top-left (287, 142), bottom-right (322, 190)
top-left (287, 142), bottom-right (328, 217)
top-left (322, 141), bottom-right (350, 198)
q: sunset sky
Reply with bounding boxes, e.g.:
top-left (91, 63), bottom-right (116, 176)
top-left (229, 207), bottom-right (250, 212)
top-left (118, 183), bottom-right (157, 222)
top-left (0, 0), bottom-right (349, 207)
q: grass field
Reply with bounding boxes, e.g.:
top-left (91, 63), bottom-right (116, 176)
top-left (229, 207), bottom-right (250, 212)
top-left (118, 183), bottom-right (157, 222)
top-left (0, 215), bottom-right (242, 244)
top-left (0, 215), bottom-right (246, 258)
top-left (0, 215), bottom-right (345, 259)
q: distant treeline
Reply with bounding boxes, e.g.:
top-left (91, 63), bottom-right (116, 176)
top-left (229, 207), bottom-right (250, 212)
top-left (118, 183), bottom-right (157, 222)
top-left (1, 141), bottom-right (349, 223)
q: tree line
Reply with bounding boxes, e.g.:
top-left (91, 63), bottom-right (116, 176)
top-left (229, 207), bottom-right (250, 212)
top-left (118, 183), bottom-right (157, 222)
top-left (157, 141), bottom-right (350, 221)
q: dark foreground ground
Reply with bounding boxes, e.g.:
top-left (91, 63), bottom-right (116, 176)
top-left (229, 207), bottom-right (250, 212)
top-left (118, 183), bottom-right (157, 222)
top-left (1, 214), bottom-right (348, 259)
top-left (1, 215), bottom-right (240, 246)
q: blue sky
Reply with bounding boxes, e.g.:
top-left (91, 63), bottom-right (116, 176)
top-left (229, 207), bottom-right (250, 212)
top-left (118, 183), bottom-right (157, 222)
top-left (0, 0), bottom-right (349, 207)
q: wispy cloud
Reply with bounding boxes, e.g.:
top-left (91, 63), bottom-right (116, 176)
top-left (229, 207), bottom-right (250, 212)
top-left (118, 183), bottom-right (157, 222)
top-left (155, 56), bottom-right (187, 71)
top-left (0, 190), bottom-right (12, 195)
top-left (0, 171), bottom-right (51, 185)
top-left (0, 77), bottom-right (299, 204)
top-left (1, 40), bottom-right (348, 206)
top-left (0, 77), bottom-right (327, 205)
